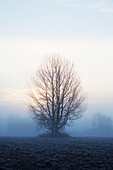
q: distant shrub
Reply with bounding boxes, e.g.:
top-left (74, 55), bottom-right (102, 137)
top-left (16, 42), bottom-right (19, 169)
top-left (38, 132), bottom-right (71, 138)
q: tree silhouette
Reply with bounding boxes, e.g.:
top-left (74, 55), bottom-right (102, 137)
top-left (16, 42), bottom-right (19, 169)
top-left (92, 113), bottom-right (113, 130)
top-left (28, 55), bottom-right (86, 136)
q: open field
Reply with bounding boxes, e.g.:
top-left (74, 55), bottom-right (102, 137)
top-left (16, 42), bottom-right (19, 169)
top-left (0, 137), bottom-right (113, 169)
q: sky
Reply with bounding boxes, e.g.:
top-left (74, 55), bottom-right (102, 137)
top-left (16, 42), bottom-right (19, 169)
top-left (0, 0), bottom-right (113, 135)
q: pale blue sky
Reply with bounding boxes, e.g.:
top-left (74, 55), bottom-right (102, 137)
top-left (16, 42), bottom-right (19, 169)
top-left (0, 0), bottom-right (113, 120)
top-left (0, 0), bottom-right (113, 38)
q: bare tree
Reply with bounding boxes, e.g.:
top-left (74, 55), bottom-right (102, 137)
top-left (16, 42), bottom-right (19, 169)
top-left (28, 55), bottom-right (86, 136)
top-left (92, 113), bottom-right (113, 130)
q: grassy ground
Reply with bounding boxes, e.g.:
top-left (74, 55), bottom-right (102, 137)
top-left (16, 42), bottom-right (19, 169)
top-left (0, 137), bottom-right (113, 169)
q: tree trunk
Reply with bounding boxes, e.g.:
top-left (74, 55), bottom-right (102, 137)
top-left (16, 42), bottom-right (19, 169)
top-left (51, 126), bottom-right (59, 137)
top-left (55, 128), bottom-right (58, 136)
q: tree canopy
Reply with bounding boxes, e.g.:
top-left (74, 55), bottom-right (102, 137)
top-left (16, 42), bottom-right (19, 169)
top-left (28, 55), bottom-right (86, 136)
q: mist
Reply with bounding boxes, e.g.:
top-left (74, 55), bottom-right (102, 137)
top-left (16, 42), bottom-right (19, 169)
top-left (0, 103), bottom-right (113, 137)
top-left (0, 0), bottom-right (113, 169)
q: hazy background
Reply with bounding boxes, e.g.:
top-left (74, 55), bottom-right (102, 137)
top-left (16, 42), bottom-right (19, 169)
top-left (0, 0), bottom-right (113, 136)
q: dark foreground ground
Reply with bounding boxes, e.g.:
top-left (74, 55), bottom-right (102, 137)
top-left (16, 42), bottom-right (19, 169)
top-left (0, 137), bottom-right (113, 169)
